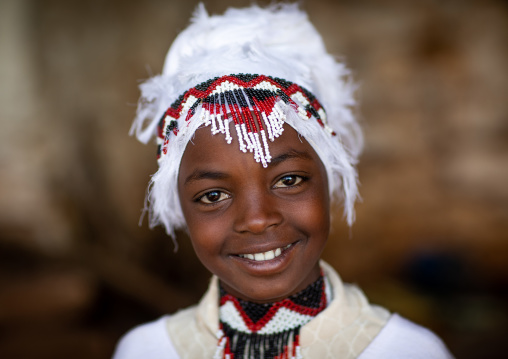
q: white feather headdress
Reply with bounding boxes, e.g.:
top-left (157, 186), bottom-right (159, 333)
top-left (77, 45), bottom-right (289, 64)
top-left (131, 3), bottom-right (363, 244)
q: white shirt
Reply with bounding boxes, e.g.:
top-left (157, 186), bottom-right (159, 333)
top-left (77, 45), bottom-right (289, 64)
top-left (113, 313), bottom-right (454, 359)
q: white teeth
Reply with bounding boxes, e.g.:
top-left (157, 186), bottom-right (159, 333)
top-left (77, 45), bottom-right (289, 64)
top-left (239, 244), bottom-right (291, 262)
top-left (254, 253), bottom-right (264, 261)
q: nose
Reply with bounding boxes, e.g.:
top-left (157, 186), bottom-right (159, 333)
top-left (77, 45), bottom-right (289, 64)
top-left (233, 190), bottom-right (283, 234)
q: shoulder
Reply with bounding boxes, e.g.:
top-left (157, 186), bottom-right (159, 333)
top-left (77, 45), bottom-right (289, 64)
top-left (358, 314), bottom-right (454, 359)
top-left (112, 316), bottom-right (180, 359)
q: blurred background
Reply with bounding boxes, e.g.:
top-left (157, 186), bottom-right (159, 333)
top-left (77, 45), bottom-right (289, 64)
top-left (1, 0), bottom-right (507, 358)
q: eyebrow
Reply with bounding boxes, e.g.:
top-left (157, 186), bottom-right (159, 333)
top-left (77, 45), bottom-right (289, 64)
top-left (183, 149), bottom-right (312, 185)
top-left (268, 149), bottom-right (313, 166)
top-left (183, 170), bottom-right (230, 186)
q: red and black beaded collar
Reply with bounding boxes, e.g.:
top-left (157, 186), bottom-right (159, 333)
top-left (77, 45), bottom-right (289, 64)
top-left (215, 274), bottom-right (328, 359)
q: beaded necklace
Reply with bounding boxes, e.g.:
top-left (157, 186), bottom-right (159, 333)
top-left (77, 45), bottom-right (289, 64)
top-left (215, 275), bottom-right (330, 359)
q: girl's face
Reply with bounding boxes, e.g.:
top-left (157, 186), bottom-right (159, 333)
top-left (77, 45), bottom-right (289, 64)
top-left (178, 123), bottom-right (330, 303)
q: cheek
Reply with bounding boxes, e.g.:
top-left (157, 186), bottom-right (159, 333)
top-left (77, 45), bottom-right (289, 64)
top-left (185, 212), bottom-right (227, 263)
top-left (293, 185), bottom-right (330, 239)
top-left (309, 183), bottom-right (330, 242)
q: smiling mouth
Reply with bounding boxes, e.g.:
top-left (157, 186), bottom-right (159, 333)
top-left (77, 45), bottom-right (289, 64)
top-left (237, 244), bottom-right (292, 262)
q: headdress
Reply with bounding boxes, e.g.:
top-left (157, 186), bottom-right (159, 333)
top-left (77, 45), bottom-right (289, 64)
top-left (131, 4), bottom-right (363, 245)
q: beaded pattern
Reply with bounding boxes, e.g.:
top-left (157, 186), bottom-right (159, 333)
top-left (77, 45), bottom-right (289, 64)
top-left (157, 74), bottom-right (334, 167)
top-left (215, 275), bottom-right (327, 359)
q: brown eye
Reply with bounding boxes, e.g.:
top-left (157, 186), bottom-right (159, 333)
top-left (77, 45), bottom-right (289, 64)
top-left (274, 175), bottom-right (303, 188)
top-left (199, 190), bottom-right (229, 204)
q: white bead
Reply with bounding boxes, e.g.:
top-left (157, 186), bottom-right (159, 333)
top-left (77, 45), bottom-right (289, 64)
top-left (254, 132), bottom-right (267, 167)
top-left (204, 110), bottom-right (211, 126)
top-left (261, 111), bottom-right (274, 141)
top-left (235, 124), bottom-right (246, 153)
top-left (249, 132), bottom-right (261, 163)
top-left (318, 108), bottom-right (327, 122)
top-left (217, 114), bottom-right (225, 134)
top-left (241, 123), bottom-right (253, 152)
top-left (224, 118), bottom-right (232, 144)
top-left (210, 114), bottom-right (218, 134)
top-left (199, 107), bottom-right (206, 124)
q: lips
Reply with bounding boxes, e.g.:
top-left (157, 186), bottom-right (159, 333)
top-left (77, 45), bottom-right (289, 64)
top-left (237, 244), bottom-right (292, 262)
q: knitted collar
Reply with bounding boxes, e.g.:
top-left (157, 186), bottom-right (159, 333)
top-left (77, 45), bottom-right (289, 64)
top-left (215, 274), bottom-right (330, 359)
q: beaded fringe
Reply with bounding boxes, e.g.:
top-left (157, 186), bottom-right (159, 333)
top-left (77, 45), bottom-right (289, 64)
top-left (215, 327), bottom-right (302, 359)
top-left (156, 74), bottom-right (333, 167)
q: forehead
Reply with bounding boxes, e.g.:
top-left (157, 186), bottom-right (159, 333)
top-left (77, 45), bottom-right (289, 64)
top-left (178, 123), bottom-right (322, 177)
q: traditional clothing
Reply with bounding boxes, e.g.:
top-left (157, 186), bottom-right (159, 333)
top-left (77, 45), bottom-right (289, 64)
top-left (113, 262), bottom-right (453, 359)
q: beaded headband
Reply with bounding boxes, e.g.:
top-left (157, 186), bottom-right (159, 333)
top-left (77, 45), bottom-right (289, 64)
top-left (157, 73), bottom-right (334, 168)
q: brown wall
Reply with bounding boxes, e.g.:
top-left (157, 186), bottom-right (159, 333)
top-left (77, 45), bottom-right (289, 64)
top-left (0, 0), bottom-right (507, 358)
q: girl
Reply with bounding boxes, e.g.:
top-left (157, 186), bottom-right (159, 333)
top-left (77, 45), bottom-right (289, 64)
top-left (114, 4), bottom-right (453, 359)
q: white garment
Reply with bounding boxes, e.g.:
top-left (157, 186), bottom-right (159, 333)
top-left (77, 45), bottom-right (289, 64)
top-left (357, 314), bottom-right (453, 359)
top-left (112, 316), bottom-right (177, 359)
top-left (113, 262), bottom-right (453, 358)
top-left (113, 313), bottom-right (453, 359)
